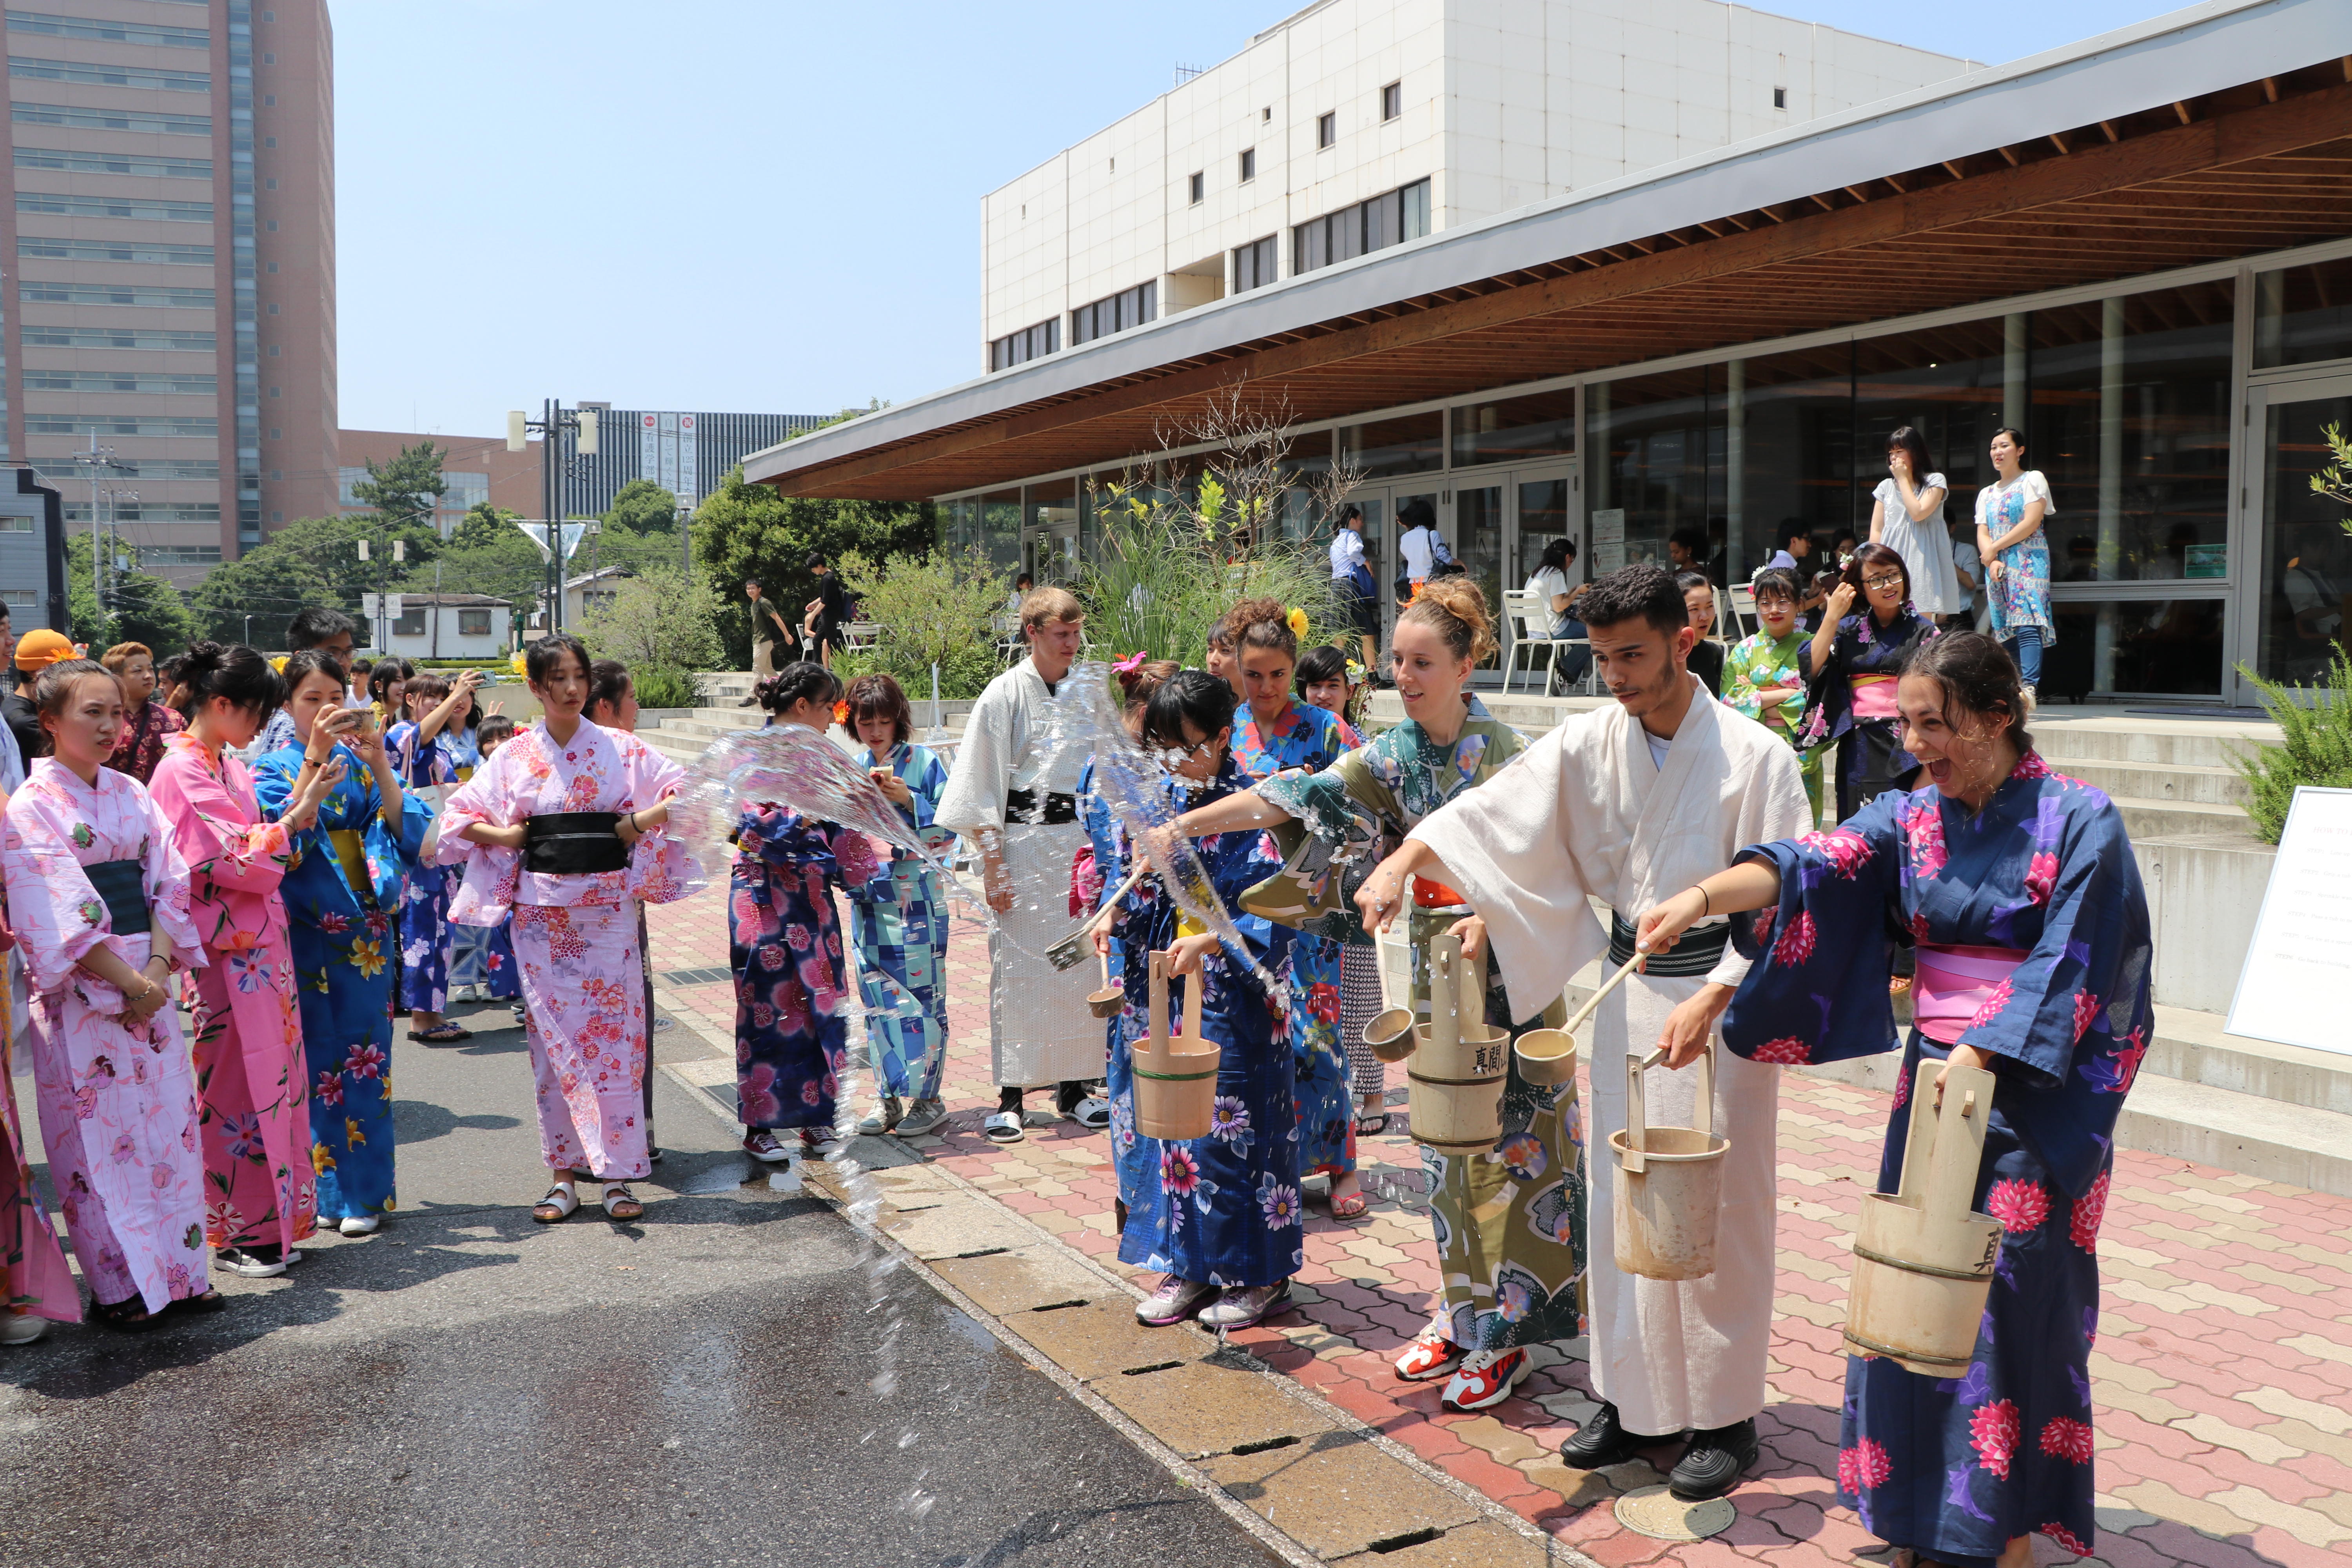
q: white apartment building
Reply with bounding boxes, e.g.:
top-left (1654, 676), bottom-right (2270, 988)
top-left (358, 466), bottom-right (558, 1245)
top-left (981, 0), bottom-right (1977, 370)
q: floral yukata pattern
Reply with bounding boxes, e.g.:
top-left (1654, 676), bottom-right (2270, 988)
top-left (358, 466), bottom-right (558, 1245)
top-left (385, 719), bottom-right (463, 1014)
top-left (4, 760), bottom-right (210, 1313)
top-left (1722, 752), bottom-right (2152, 1566)
top-left (254, 740), bottom-right (432, 1220)
top-left (1231, 699), bottom-right (1355, 1179)
top-left (848, 742), bottom-right (954, 1103)
top-left (1106, 757), bottom-right (1301, 1289)
top-left (147, 734), bottom-right (315, 1254)
top-left (729, 803), bottom-right (877, 1131)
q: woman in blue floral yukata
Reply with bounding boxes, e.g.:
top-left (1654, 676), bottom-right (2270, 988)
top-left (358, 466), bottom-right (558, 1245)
top-left (255, 651), bottom-right (432, 1234)
top-left (1220, 598), bottom-right (1362, 1217)
top-left (728, 662), bottom-right (881, 1165)
top-left (838, 673), bottom-right (955, 1140)
top-left (1167, 579), bottom-right (1582, 1416)
top-left (1641, 633), bottom-right (2151, 1568)
top-left (1107, 670), bottom-right (1301, 1333)
top-left (385, 668), bottom-right (488, 1044)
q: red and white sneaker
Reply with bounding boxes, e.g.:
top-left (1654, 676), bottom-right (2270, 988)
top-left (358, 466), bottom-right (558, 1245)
top-left (1441, 1347), bottom-right (1529, 1412)
top-left (1394, 1324), bottom-right (1464, 1382)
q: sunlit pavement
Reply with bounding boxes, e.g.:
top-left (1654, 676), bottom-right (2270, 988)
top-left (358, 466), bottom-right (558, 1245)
top-left (647, 892), bottom-right (2352, 1568)
top-left (0, 1002), bottom-right (1285, 1568)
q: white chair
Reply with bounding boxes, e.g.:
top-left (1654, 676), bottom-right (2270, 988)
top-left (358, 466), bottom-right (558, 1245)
top-left (1725, 585), bottom-right (1758, 641)
top-left (840, 621), bottom-right (883, 652)
top-left (1501, 589), bottom-right (1595, 695)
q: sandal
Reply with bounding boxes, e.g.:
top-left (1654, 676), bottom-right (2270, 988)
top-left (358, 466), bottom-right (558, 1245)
top-left (1328, 1187), bottom-right (1370, 1220)
top-left (531, 1183), bottom-right (579, 1224)
top-left (174, 1288), bottom-right (228, 1315)
top-left (1355, 1110), bottom-right (1390, 1135)
top-left (409, 1023), bottom-right (473, 1043)
top-left (1069, 1094), bottom-right (1111, 1131)
top-left (601, 1182), bottom-right (645, 1221)
top-left (91, 1296), bottom-right (155, 1331)
top-left (982, 1111), bottom-right (1025, 1145)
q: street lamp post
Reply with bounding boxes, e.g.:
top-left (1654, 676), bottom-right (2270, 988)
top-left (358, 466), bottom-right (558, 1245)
top-left (243, 612), bottom-right (254, 645)
top-left (506, 401), bottom-right (595, 636)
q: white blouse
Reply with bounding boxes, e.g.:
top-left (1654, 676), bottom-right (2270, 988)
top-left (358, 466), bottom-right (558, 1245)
top-left (1873, 472), bottom-right (1963, 615)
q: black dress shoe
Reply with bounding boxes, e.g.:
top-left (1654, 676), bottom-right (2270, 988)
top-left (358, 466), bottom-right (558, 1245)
top-left (1668, 1417), bottom-right (1760, 1500)
top-left (1557, 1401), bottom-right (1677, 1469)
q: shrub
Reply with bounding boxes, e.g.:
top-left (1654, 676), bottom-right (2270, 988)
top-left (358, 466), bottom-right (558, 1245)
top-left (2230, 648), bottom-right (2352, 843)
top-left (831, 546), bottom-right (1011, 700)
top-left (630, 665), bottom-right (700, 711)
top-left (577, 566), bottom-right (724, 675)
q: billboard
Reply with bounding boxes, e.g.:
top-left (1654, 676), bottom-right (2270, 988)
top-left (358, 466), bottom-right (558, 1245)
top-left (638, 410), bottom-right (701, 509)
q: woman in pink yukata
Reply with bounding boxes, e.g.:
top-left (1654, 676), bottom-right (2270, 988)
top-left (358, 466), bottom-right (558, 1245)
top-left (432, 634), bottom-right (698, 1226)
top-left (149, 642), bottom-right (345, 1279)
top-left (4, 659), bottom-right (221, 1328)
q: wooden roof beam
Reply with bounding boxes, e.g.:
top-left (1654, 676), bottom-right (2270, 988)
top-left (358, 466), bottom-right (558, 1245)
top-left (2049, 130), bottom-right (2073, 155)
top-left (1811, 191), bottom-right (1839, 211)
top-left (1883, 172), bottom-right (1909, 194)
top-left (2263, 77), bottom-right (2280, 103)
top-left (1844, 184), bottom-right (1874, 203)
top-left (2100, 120), bottom-right (2121, 142)
top-left (1942, 158), bottom-right (1969, 180)
top-left (2174, 100), bottom-right (2195, 124)
top-left (1998, 144), bottom-right (2023, 166)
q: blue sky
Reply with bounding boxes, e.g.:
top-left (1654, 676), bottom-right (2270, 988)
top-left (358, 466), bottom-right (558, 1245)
top-left (336, 0), bottom-right (2173, 437)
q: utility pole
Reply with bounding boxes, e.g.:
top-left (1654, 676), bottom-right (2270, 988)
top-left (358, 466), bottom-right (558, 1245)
top-left (70, 437), bottom-right (125, 617)
top-left (508, 400), bottom-right (595, 636)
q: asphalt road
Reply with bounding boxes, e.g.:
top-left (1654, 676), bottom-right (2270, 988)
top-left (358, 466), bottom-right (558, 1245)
top-left (1, 1000), bottom-right (1283, 1568)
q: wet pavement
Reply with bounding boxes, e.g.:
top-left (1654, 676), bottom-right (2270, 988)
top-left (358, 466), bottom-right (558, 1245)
top-left (1, 1003), bottom-right (1284, 1568)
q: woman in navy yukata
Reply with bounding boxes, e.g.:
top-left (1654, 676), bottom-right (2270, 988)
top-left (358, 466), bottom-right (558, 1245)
top-left (1107, 670), bottom-right (1301, 1334)
top-left (1636, 632), bottom-right (2152, 1568)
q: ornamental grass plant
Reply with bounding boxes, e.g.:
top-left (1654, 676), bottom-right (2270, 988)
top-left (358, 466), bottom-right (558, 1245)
top-left (2232, 648), bottom-right (2352, 843)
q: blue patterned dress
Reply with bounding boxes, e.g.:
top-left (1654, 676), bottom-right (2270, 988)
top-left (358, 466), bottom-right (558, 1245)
top-left (730, 804), bottom-right (878, 1130)
top-left (252, 742), bottom-right (432, 1221)
top-left (848, 742), bottom-right (954, 1102)
top-left (384, 720), bottom-right (463, 1014)
top-left (1722, 752), bottom-right (2151, 1568)
top-left (1107, 758), bottom-right (1301, 1288)
top-left (1231, 699), bottom-right (1354, 1179)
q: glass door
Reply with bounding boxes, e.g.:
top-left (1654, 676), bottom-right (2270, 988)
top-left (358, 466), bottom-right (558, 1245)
top-left (2246, 374), bottom-right (2352, 693)
top-left (1453, 483), bottom-right (1506, 669)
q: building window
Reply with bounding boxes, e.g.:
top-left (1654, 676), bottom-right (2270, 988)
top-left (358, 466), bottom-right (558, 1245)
top-left (1232, 235), bottom-right (1278, 294)
top-left (1071, 281), bottom-right (1157, 346)
top-left (459, 609), bottom-right (493, 637)
top-left (1773, 87), bottom-right (1787, 109)
top-left (263, 136), bottom-right (276, 148)
top-left (1317, 111), bottom-right (1336, 149)
top-left (1239, 147), bottom-right (1256, 183)
top-left (989, 318), bottom-right (1059, 372)
top-left (268, 345), bottom-right (279, 356)
top-left (265, 219), bottom-right (277, 231)
top-left (1188, 170), bottom-right (1203, 205)
top-left (262, 52), bottom-right (274, 64)
top-left (267, 261), bottom-right (278, 273)
top-left (269, 386), bottom-right (279, 397)
top-left (263, 93), bottom-right (274, 106)
top-left (1293, 178), bottom-right (1430, 274)
top-left (270, 511), bottom-right (281, 523)
top-left (1261, 106), bottom-right (1270, 123)
top-left (264, 178), bottom-right (276, 189)
top-left (2254, 256), bottom-right (2352, 369)
top-left (1381, 81), bottom-right (1401, 121)
top-left (391, 609), bottom-right (426, 637)
top-left (269, 426), bottom-right (281, 439)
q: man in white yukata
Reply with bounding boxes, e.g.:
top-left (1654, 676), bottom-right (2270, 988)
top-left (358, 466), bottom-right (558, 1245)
top-left (936, 587), bottom-right (1109, 1143)
top-left (1361, 563), bottom-right (1811, 1503)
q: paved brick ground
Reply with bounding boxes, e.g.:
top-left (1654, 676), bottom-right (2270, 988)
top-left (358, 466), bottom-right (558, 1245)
top-left (650, 892), bottom-right (2352, 1568)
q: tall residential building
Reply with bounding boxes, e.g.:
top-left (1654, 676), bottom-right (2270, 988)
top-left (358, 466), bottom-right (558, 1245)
top-left (5, 0), bottom-right (337, 587)
top-left (982, 0), bottom-right (1975, 369)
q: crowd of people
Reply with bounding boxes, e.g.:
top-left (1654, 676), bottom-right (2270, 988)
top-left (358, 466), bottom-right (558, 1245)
top-left (1, 412), bottom-right (2142, 1567)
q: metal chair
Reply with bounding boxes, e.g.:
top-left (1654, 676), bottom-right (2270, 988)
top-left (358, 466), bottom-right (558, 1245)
top-left (1724, 585), bottom-right (1758, 641)
top-left (1501, 588), bottom-right (1596, 695)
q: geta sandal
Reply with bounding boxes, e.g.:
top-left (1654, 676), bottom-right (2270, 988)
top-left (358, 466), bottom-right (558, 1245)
top-left (409, 1023), bottom-right (473, 1043)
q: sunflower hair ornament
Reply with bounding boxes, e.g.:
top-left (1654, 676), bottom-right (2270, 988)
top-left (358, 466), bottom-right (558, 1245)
top-left (1285, 606), bottom-right (1310, 639)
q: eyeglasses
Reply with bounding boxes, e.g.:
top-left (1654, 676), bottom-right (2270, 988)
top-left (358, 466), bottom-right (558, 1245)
top-left (1863, 574), bottom-right (1906, 592)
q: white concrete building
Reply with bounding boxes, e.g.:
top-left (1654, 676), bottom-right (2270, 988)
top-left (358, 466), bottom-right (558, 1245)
top-left (377, 594), bottom-right (513, 662)
top-left (982, 0), bottom-right (1976, 369)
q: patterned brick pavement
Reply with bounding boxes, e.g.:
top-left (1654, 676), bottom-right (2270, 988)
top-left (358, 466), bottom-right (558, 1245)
top-left (649, 892), bottom-right (2352, 1568)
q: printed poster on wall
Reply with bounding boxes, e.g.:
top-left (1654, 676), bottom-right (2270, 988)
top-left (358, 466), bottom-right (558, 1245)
top-left (639, 413), bottom-right (660, 485)
top-left (677, 413), bottom-right (698, 506)
top-left (2226, 786), bottom-right (2352, 1056)
top-left (657, 412), bottom-right (680, 495)
top-left (1590, 508), bottom-right (1626, 575)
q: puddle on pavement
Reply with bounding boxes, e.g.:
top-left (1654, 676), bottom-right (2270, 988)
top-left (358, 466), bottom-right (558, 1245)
top-left (671, 1162), bottom-right (773, 1196)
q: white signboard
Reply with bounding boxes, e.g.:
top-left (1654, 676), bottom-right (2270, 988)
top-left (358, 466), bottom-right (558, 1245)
top-left (639, 412), bottom-right (659, 486)
top-left (657, 411), bottom-right (680, 495)
top-left (2226, 786), bottom-right (2352, 1056)
top-left (1590, 507), bottom-right (1626, 574)
top-left (676, 412), bottom-right (698, 506)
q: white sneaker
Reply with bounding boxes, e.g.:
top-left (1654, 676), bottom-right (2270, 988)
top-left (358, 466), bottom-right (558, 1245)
top-left (2, 1313), bottom-right (45, 1346)
top-left (1135, 1274), bottom-right (1216, 1326)
top-left (339, 1215), bottom-right (380, 1236)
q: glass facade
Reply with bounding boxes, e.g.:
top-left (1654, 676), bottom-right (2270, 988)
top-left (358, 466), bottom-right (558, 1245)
top-left (2256, 390), bottom-right (2352, 685)
top-left (1453, 388), bottom-right (1575, 468)
top-left (2254, 256), bottom-right (2352, 370)
top-left (1339, 411), bottom-right (1441, 479)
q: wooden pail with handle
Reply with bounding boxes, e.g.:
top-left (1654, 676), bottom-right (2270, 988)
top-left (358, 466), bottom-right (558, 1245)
top-left (1406, 933), bottom-right (1508, 1155)
top-left (1843, 1060), bottom-right (2001, 1376)
top-left (1609, 1046), bottom-right (1730, 1280)
top-left (1131, 951), bottom-right (1217, 1141)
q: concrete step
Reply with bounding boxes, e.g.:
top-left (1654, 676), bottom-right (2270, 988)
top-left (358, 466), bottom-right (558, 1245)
top-left (2112, 796), bottom-right (2254, 839)
top-left (2148, 1002), bottom-right (2352, 1116)
top-left (2029, 714), bottom-right (2278, 770)
top-left (2051, 757), bottom-right (2249, 808)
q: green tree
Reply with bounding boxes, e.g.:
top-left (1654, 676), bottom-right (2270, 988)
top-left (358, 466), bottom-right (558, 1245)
top-left (348, 441), bottom-right (449, 529)
top-left (690, 466), bottom-right (933, 667)
top-left (577, 566), bottom-right (723, 673)
top-left (831, 547), bottom-right (1009, 700)
top-left (61, 534), bottom-right (200, 653)
top-left (185, 542), bottom-right (335, 648)
top-left (603, 479), bottom-right (679, 535)
top-left (447, 501), bottom-right (521, 552)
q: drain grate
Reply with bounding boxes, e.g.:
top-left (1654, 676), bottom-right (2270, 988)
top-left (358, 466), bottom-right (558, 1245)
top-left (1118, 1359), bottom-right (1183, 1377)
top-left (953, 1246), bottom-right (1009, 1259)
top-left (1367, 1527), bottom-right (1443, 1553)
top-left (1028, 1298), bottom-right (1089, 1313)
top-left (1228, 1434), bottom-right (1299, 1457)
top-left (661, 966), bottom-right (733, 987)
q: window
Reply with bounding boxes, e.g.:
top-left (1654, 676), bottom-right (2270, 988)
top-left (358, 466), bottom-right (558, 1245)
top-left (2254, 256), bottom-right (2352, 369)
top-left (263, 93), bottom-right (273, 106)
top-left (1773, 87), bottom-right (1787, 109)
top-left (1232, 235), bottom-right (1278, 294)
top-left (3, 11), bottom-right (209, 48)
top-left (1071, 281), bottom-right (1156, 346)
top-left (268, 345), bottom-right (279, 356)
top-left (11, 101), bottom-right (209, 135)
top-left (1381, 81), bottom-right (1401, 121)
top-left (391, 609), bottom-right (426, 637)
top-left (459, 609), bottom-right (493, 637)
top-left (266, 220), bottom-right (278, 231)
top-left (1238, 147), bottom-right (1256, 183)
top-left (1317, 111), bottom-right (1336, 149)
top-left (1453, 389), bottom-right (1578, 467)
top-left (1292, 178), bottom-right (1429, 274)
top-left (1339, 412), bottom-right (1444, 479)
top-left (22, 327), bottom-right (214, 350)
top-left (268, 303), bottom-right (279, 314)
top-left (265, 177), bottom-right (276, 189)
top-left (1261, 106), bottom-right (1270, 123)
top-left (21, 282), bottom-right (213, 308)
top-left (267, 261), bottom-right (279, 273)
top-left (14, 147), bottom-right (209, 178)
top-left (270, 427), bottom-right (281, 439)
top-left (989, 318), bottom-right (1059, 372)
top-left (16, 191), bottom-right (211, 222)
top-left (263, 136), bottom-right (276, 148)
top-left (261, 52), bottom-right (274, 64)
top-left (1188, 170), bottom-right (1203, 205)
top-left (7, 56), bottom-right (210, 91)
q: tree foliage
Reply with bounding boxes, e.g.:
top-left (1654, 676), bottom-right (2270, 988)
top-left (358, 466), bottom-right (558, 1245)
top-left (576, 566), bottom-right (724, 710)
top-left (348, 441), bottom-right (449, 530)
top-left (447, 501), bottom-right (521, 552)
top-left (64, 533), bottom-right (199, 652)
top-left (831, 547), bottom-right (1009, 701)
top-left (690, 468), bottom-right (933, 667)
top-left (185, 539), bottom-right (334, 648)
top-left (603, 479), bottom-right (680, 535)
top-left (2233, 648), bottom-right (2352, 843)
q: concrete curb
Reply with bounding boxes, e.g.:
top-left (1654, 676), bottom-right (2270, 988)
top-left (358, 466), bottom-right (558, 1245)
top-left (651, 987), bottom-right (1597, 1568)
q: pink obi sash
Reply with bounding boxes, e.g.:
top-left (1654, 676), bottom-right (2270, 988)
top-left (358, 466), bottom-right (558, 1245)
top-left (1850, 673), bottom-right (1900, 720)
top-left (1913, 943), bottom-right (2029, 1045)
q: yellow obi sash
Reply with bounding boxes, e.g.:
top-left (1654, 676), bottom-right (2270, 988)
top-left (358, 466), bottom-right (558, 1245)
top-left (327, 828), bottom-right (371, 898)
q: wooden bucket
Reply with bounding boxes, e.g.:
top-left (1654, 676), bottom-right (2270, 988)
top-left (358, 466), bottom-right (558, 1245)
top-left (1131, 951), bottom-right (1217, 1142)
top-left (1406, 933), bottom-right (1508, 1155)
top-left (1514, 1028), bottom-right (1577, 1087)
top-left (1362, 1007), bottom-right (1417, 1062)
top-left (1844, 1061), bottom-right (2001, 1376)
top-left (1609, 1048), bottom-right (1730, 1280)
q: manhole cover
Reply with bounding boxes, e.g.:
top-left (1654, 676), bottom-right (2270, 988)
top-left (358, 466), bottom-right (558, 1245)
top-left (1613, 1484), bottom-right (1735, 1541)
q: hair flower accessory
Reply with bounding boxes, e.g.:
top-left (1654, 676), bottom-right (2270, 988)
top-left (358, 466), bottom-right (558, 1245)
top-left (1286, 606), bottom-right (1310, 639)
top-left (832, 699), bottom-right (851, 726)
top-left (1111, 650), bottom-right (1148, 675)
